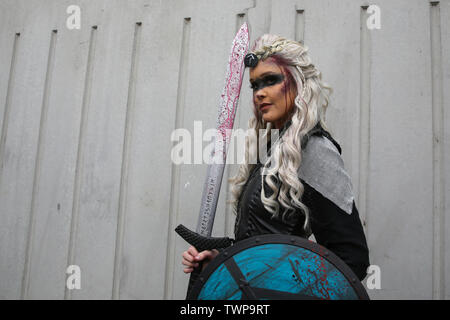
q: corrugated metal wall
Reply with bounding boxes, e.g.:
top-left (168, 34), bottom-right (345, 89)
top-left (0, 0), bottom-right (448, 300)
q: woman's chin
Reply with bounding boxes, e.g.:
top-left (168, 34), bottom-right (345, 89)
top-left (262, 113), bottom-right (274, 123)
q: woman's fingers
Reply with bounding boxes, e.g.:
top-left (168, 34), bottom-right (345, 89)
top-left (181, 246), bottom-right (201, 272)
top-left (181, 260), bottom-right (199, 268)
top-left (182, 247), bottom-right (220, 274)
top-left (196, 249), bottom-right (220, 261)
top-left (182, 252), bottom-right (198, 267)
top-left (182, 251), bottom-right (195, 263)
top-left (183, 267), bottom-right (194, 274)
top-left (196, 250), bottom-right (213, 261)
top-left (187, 246), bottom-right (199, 258)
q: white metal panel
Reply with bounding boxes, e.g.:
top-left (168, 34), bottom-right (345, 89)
top-left (25, 1), bottom-right (99, 299)
top-left (368, 0), bottom-right (435, 299)
top-left (116, 0), bottom-right (189, 300)
top-left (66, 1), bottom-right (138, 300)
top-left (0, 1), bottom-right (58, 299)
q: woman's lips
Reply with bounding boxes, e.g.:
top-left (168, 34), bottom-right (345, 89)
top-left (260, 103), bottom-right (272, 111)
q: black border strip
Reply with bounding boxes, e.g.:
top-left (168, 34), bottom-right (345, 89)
top-left (223, 258), bottom-right (257, 300)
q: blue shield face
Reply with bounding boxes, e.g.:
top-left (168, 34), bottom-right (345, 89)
top-left (188, 234), bottom-right (369, 300)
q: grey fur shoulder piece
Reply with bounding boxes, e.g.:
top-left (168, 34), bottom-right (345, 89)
top-left (298, 135), bottom-right (354, 214)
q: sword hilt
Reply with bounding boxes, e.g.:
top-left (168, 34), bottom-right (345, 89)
top-left (175, 224), bottom-right (234, 299)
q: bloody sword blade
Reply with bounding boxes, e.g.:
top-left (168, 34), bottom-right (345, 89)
top-left (195, 23), bottom-right (249, 237)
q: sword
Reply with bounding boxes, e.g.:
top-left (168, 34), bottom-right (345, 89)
top-left (175, 23), bottom-right (249, 297)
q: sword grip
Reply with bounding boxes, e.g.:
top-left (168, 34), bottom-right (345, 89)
top-left (186, 263), bottom-right (203, 300)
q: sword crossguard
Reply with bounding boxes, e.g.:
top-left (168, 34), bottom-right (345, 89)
top-left (175, 224), bottom-right (234, 252)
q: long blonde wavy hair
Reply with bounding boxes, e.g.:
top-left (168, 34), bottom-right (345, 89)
top-left (228, 34), bottom-right (333, 234)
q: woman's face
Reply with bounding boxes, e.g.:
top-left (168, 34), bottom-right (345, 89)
top-left (249, 58), bottom-right (297, 129)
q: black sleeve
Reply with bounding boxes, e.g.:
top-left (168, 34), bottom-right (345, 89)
top-left (302, 182), bottom-right (370, 281)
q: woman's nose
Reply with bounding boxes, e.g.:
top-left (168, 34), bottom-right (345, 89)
top-left (255, 88), bottom-right (266, 100)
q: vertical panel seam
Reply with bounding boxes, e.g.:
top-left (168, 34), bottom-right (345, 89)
top-left (164, 17), bottom-right (191, 300)
top-left (64, 25), bottom-right (98, 300)
top-left (295, 8), bottom-right (305, 43)
top-left (359, 6), bottom-right (371, 240)
top-left (430, 0), bottom-right (445, 300)
top-left (0, 32), bottom-right (20, 184)
top-left (112, 21), bottom-right (142, 300)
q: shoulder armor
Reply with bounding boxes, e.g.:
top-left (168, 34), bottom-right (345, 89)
top-left (298, 135), bottom-right (354, 214)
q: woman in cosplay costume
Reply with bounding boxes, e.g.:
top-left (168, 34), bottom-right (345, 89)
top-left (181, 34), bottom-right (370, 298)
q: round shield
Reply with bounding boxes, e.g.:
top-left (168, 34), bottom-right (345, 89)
top-left (188, 234), bottom-right (369, 300)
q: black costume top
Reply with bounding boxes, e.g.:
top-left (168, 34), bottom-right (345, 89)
top-left (234, 122), bottom-right (370, 281)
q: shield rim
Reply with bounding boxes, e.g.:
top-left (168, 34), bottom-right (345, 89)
top-left (187, 233), bottom-right (370, 300)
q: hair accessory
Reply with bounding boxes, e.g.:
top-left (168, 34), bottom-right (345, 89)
top-left (244, 53), bottom-right (259, 68)
top-left (244, 40), bottom-right (287, 68)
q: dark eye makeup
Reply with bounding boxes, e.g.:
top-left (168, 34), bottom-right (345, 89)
top-left (250, 73), bottom-right (285, 91)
